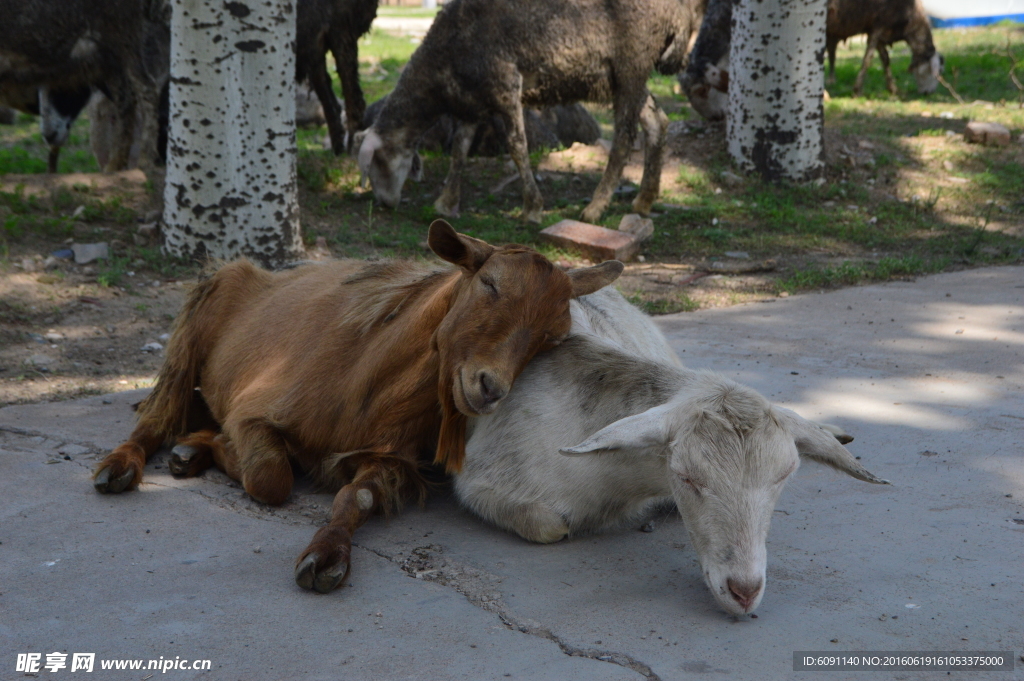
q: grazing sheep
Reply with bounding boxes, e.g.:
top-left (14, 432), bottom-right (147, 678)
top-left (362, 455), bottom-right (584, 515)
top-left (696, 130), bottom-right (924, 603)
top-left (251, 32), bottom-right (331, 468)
top-left (681, 0), bottom-right (943, 122)
top-left (358, 0), bottom-right (703, 222)
top-left (828, 0), bottom-right (943, 96)
top-left (458, 287), bottom-right (888, 615)
top-left (297, 0), bottom-right (379, 153)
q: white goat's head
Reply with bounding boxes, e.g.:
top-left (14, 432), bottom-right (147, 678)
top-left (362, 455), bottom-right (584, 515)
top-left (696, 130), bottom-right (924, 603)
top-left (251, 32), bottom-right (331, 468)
top-left (561, 372), bottom-right (888, 616)
top-left (911, 52), bottom-right (944, 94)
top-left (357, 127), bottom-right (417, 208)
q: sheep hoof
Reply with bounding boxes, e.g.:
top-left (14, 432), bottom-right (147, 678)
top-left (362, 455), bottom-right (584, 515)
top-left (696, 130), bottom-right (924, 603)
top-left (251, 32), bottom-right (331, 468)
top-left (433, 197), bottom-right (460, 219)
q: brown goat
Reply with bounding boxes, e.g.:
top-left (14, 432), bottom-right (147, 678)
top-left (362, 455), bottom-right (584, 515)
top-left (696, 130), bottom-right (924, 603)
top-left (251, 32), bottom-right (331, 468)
top-left (93, 220), bottom-right (622, 593)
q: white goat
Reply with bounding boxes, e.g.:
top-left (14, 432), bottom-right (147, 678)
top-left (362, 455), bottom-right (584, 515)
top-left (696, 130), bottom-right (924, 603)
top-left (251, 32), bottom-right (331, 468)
top-left (458, 287), bottom-right (889, 616)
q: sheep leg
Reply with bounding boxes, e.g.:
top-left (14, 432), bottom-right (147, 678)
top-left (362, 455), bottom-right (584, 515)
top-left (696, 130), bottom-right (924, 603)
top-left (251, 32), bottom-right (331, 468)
top-left (633, 92), bottom-right (668, 217)
top-left (330, 34), bottom-right (365, 153)
top-left (310, 48), bottom-right (346, 155)
top-left (826, 41), bottom-right (837, 86)
top-left (47, 146), bottom-right (59, 173)
top-left (877, 45), bottom-right (897, 95)
top-left (131, 72), bottom-right (160, 172)
top-left (105, 73), bottom-right (137, 172)
top-left (582, 87), bottom-right (643, 223)
top-left (854, 35), bottom-right (879, 96)
top-left (434, 121), bottom-right (477, 218)
top-left (294, 455), bottom-right (416, 593)
top-left (492, 80), bottom-right (543, 222)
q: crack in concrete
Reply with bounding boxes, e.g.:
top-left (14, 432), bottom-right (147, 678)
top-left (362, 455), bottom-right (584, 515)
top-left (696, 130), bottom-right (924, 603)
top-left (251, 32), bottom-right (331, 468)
top-left (357, 542), bottom-right (660, 680)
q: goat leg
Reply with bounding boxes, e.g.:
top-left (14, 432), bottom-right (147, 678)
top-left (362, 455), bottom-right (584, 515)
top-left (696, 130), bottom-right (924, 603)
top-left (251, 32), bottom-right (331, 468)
top-left (434, 121), bottom-right (478, 218)
top-left (633, 91), bottom-right (668, 217)
top-left (94, 422), bottom-right (165, 494)
top-left (294, 455), bottom-right (417, 594)
top-left (582, 86), bottom-right (643, 223)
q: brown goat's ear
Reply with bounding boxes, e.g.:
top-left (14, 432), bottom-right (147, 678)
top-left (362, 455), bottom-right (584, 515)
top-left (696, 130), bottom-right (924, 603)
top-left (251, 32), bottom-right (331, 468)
top-left (428, 220), bottom-right (495, 273)
top-left (568, 260), bottom-right (624, 298)
top-left (776, 408), bottom-right (889, 485)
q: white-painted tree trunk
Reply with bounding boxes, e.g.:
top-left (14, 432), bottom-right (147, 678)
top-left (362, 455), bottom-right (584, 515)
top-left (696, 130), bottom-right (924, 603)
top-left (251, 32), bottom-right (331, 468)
top-left (163, 0), bottom-right (303, 265)
top-left (727, 0), bottom-right (825, 182)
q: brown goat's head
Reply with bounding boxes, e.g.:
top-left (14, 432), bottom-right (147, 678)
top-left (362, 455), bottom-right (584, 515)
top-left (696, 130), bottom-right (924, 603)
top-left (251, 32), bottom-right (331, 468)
top-left (428, 220), bottom-right (623, 472)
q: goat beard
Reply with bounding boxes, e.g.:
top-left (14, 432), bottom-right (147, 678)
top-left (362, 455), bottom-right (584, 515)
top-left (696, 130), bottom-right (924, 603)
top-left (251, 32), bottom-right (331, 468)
top-left (435, 372), bottom-right (467, 474)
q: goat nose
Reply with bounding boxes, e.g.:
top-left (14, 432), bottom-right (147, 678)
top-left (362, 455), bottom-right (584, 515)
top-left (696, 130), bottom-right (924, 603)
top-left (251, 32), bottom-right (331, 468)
top-left (727, 578), bottom-right (763, 612)
top-left (477, 371), bottom-right (505, 405)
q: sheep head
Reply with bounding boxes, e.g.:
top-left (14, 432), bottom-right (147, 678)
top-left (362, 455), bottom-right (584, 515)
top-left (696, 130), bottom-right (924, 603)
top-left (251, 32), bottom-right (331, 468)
top-left (911, 52), bottom-right (944, 94)
top-left (357, 127), bottom-right (417, 208)
top-left (561, 372), bottom-right (887, 616)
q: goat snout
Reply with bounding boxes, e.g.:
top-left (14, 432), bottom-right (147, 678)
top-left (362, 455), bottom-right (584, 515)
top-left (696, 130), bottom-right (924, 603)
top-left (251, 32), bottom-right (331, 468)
top-left (477, 371), bottom-right (506, 408)
top-left (726, 577), bottom-right (763, 612)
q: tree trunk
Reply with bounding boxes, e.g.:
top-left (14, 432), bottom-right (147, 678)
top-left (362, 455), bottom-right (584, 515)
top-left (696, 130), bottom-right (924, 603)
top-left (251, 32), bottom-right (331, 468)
top-left (727, 0), bottom-right (826, 182)
top-left (163, 0), bottom-right (303, 266)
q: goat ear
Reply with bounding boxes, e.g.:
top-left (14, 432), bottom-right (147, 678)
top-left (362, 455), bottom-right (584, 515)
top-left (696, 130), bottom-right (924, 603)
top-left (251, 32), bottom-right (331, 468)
top-left (567, 260), bottom-right (624, 298)
top-left (775, 408), bottom-right (889, 484)
top-left (560, 403), bottom-right (671, 456)
top-left (428, 220), bottom-right (495, 273)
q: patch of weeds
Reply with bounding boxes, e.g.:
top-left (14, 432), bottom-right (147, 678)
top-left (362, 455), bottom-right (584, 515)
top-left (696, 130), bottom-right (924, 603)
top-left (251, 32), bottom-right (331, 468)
top-left (625, 291), bottom-right (700, 315)
top-left (779, 255), bottom-right (948, 292)
top-left (97, 256), bottom-right (131, 287)
top-left (80, 196), bottom-right (136, 225)
top-left (134, 303), bottom-right (150, 313)
top-left (0, 147), bottom-right (48, 174)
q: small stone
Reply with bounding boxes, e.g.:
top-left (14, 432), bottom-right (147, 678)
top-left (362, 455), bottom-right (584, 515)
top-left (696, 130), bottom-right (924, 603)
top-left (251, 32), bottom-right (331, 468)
top-left (778, 291), bottom-right (790, 298)
top-left (72, 205), bottom-right (86, 219)
top-left (44, 332), bottom-right (63, 342)
top-left (20, 257), bottom-right (39, 273)
top-left (857, 140), bottom-right (875, 150)
top-left (72, 242), bottom-right (109, 265)
top-left (159, 333), bottom-right (171, 341)
top-left (137, 222), bottom-right (159, 238)
top-left (617, 214), bottom-right (654, 241)
top-left (724, 251), bottom-right (750, 259)
top-left (640, 522), bottom-right (655, 533)
top-left (964, 121), bottom-right (1010, 147)
top-left (133, 233), bottom-right (148, 247)
top-left (539, 219), bottom-right (641, 262)
top-left (42, 256), bottom-right (59, 270)
top-left (720, 170), bottom-right (744, 187)
top-left (939, 111), bottom-right (954, 119)
top-left (141, 342), bottom-right (164, 353)
top-left (27, 354), bottom-right (54, 367)
top-left (144, 209), bottom-right (161, 223)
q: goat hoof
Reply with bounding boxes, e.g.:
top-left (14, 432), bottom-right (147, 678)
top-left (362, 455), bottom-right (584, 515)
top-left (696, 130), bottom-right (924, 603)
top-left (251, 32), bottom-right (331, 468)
top-left (169, 444), bottom-right (199, 477)
top-left (295, 553), bottom-right (350, 593)
top-left (93, 465), bottom-right (135, 494)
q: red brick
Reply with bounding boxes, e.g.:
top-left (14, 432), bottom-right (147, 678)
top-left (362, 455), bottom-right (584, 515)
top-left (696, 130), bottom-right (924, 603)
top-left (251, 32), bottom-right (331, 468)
top-left (964, 121), bottom-right (1010, 147)
top-left (539, 219), bottom-right (640, 262)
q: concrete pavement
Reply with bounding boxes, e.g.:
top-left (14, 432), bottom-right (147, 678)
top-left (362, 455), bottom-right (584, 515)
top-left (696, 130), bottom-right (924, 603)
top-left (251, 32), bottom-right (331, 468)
top-left (1, 265), bottom-right (1022, 680)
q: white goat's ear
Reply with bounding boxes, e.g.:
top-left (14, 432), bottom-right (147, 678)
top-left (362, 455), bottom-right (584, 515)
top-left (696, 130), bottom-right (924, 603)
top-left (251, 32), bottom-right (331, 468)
top-left (560, 404), bottom-right (672, 456)
top-left (567, 260), bottom-right (624, 298)
top-left (775, 408), bottom-right (889, 484)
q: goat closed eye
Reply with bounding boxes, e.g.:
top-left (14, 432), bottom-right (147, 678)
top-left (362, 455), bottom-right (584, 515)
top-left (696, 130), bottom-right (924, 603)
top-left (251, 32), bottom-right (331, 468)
top-left (480, 277), bottom-right (498, 296)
